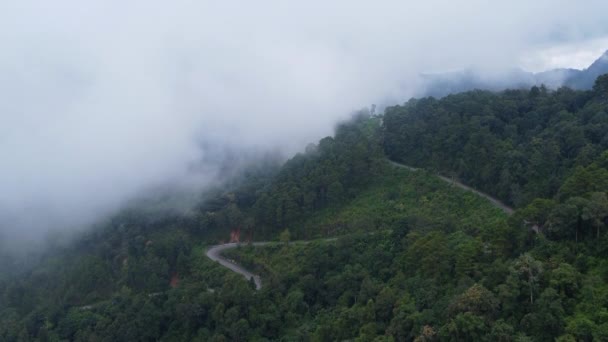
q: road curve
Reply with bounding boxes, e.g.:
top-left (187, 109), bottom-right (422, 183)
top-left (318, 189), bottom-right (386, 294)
top-left (206, 242), bottom-right (268, 290)
top-left (388, 160), bottom-right (514, 214)
top-left (206, 239), bottom-right (337, 290)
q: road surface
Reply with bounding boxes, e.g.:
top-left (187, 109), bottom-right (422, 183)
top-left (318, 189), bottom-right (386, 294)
top-left (206, 242), bottom-right (268, 290)
top-left (388, 160), bottom-right (514, 214)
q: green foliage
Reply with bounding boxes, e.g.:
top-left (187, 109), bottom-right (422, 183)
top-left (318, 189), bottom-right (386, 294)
top-left (279, 229), bottom-right (291, 245)
top-left (383, 85), bottom-right (607, 207)
top-left (251, 112), bottom-right (384, 234)
top-left (2, 84), bottom-right (608, 341)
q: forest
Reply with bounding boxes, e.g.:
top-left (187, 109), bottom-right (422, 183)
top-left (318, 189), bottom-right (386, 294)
top-left (1, 75), bottom-right (608, 341)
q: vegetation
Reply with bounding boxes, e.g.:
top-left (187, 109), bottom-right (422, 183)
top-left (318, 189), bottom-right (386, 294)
top-left (1, 75), bottom-right (608, 341)
top-left (384, 76), bottom-right (608, 207)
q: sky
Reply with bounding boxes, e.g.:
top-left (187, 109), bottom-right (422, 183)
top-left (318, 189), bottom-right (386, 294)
top-left (522, 36), bottom-right (608, 72)
top-left (1, 0), bottom-right (608, 252)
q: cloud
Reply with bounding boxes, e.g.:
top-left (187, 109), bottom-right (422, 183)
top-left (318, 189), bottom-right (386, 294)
top-left (1, 0), bottom-right (608, 250)
top-left (521, 36), bottom-right (608, 72)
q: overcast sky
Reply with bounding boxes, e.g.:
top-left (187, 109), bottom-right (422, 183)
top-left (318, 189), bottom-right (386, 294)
top-left (1, 0), bottom-right (608, 251)
top-left (522, 36), bottom-right (608, 72)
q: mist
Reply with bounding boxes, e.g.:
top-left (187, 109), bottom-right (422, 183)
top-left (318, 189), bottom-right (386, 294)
top-left (2, 0), bottom-right (608, 252)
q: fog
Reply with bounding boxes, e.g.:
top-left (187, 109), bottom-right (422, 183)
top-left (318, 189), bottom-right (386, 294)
top-left (2, 1), bottom-right (608, 252)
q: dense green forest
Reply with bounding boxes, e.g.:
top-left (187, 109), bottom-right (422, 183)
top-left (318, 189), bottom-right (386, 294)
top-left (384, 75), bottom-right (608, 207)
top-left (1, 75), bottom-right (608, 341)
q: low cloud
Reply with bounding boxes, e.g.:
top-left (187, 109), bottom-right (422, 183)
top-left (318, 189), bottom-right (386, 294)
top-left (2, 0), bottom-right (608, 251)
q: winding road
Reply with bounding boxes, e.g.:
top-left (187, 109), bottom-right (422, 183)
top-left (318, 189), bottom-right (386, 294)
top-left (388, 160), bottom-right (514, 214)
top-left (206, 242), bottom-right (268, 290)
top-left (206, 239), bottom-right (337, 290)
top-left (206, 160), bottom-right (514, 290)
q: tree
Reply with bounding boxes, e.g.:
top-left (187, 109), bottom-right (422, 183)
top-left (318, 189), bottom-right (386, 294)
top-left (519, 199), bottom-right (555, 233)
top-left (549, 263), bottom-right (580, 299)
top-left (565, 314), bottom-right (596, 341)
top-left (564, 197), bottom-right (590, 243)
top-left (547, 203), bottom-right (579, 241)
top-left (521, 288), bottom-right (565, 339)
top-left (439, 312), bottom-right (489, 341)
top-left (386, 294), bottom-right (417, 341)
top-left (280, 229), bottom-right (291, 245)
top-left (582, 192), bottom-right (608, 239)
top-left (489, 320), bottom-right (515, 342)
top-left (230, 319), bottom-right (250, 342)
top-left (559, 166), bottom-right (608, 200)
top-left (448, 284), bottom-right (498, 319)
top-left (593, 74), bottom-right (608, 100)
top-left (513, 254), bottom-right (543, 305)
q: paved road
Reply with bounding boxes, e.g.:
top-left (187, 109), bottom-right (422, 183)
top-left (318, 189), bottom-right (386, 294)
top-left (206, 242), bottom-right (268, 290)
top-left (206, 239), bottom-right (337, 290)
top-left (388, 160), bottom-right (514, 214)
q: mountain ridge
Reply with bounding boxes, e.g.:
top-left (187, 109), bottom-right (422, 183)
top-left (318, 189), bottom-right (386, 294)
top-left (420, 50), bottom-right (608, 97)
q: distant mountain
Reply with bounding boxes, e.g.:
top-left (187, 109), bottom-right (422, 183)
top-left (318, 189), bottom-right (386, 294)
top-left (419, 50), bottom-right (608, 97)
top-left (564, 50), bottom-right (608, 89)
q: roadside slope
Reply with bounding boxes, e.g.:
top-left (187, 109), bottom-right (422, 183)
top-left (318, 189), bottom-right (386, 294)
top-left (207, 162), bottom-right (512, 291)
top-left (388, 159), bottom-right (514, 214)
top-left (206, 242), bottom-right (267, 290)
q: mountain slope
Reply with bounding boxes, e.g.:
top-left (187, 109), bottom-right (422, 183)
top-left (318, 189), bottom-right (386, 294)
top-left (565, 50), bottom-right (608, 89)
top-left (2, 78), bottom-right (608, 340)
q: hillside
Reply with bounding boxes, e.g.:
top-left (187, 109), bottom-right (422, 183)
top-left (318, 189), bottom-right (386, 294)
top-left (386, 74), bottom-right (608, 208)
top-left (0, 159), bottom-right (516, 341)
top-left (1, 76), bottom-right (608, 340)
